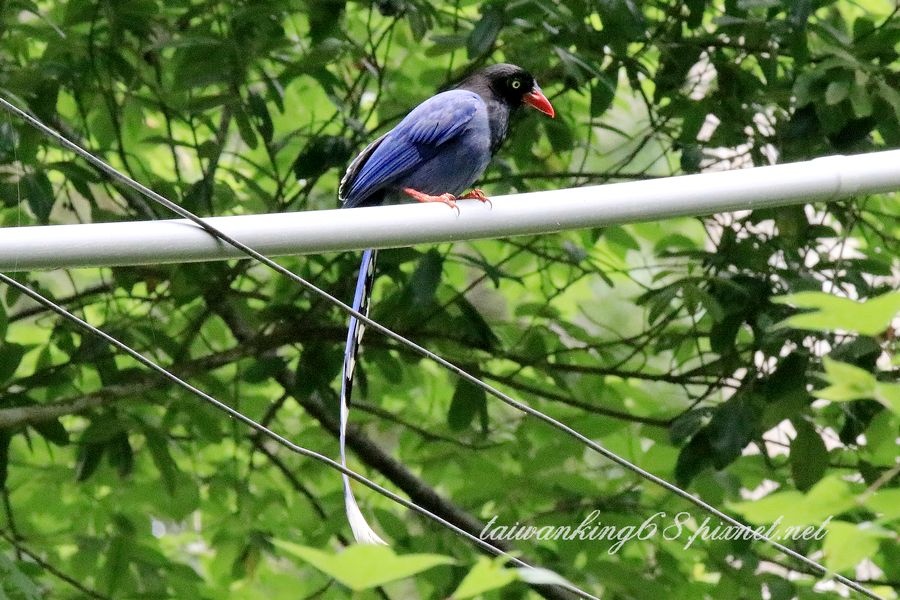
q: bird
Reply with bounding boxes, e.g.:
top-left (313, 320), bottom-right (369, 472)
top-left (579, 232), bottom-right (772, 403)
top-left (337, 63), bottom-right (555, 544)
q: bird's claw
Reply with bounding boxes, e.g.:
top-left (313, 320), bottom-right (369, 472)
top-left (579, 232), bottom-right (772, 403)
top-left (441, 194), bottom-right (461, 215)
top-left (403, 188), bottom-right (461, 215)
top-left (460, 188), bottom-right (492, 207)
top-left (460, 188), bottom-right (488, 202)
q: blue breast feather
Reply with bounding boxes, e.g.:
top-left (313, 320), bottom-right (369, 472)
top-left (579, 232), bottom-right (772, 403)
top-left (341, 90), bottom-right (486, 207)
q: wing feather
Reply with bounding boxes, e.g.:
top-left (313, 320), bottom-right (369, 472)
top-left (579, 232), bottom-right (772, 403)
top-left (339, 90), bottom-right (481, 207)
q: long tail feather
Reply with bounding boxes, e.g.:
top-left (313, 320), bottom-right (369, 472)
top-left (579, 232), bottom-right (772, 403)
top-left (339, 248), bottom-right (386, 544)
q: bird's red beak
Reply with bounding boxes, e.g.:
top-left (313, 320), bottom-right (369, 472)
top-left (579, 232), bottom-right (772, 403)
top-left (523, 83), bottom-right (555, 118)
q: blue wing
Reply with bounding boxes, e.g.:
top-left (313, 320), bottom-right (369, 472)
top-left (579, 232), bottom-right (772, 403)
top-left (340, 90), bottom-right (482, 207)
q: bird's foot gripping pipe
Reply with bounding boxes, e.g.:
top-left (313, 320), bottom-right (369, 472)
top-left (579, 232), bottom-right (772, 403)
top-left (459, 188), bottom-right (491, 206)
top-left (402, 187), bottom-right (460, 214)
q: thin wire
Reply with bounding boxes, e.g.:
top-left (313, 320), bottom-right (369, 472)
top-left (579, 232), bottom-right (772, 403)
top-left (0, 97), bottom-right (881, 600)
top-left (0, 273), bottom-right (598, 600)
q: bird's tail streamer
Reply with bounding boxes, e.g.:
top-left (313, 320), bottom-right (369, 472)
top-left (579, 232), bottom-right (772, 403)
top-left (339, 247), bottom-right (386, 544)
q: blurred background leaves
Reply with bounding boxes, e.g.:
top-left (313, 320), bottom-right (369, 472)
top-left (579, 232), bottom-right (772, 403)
top-left (0, 0), bottom-right (897, 598)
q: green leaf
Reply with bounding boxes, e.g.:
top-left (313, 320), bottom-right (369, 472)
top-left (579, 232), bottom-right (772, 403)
top-left (773, 291), bottom-right (900, 335)
top-left (669, 408), bottom-right (712, 445)
top-left (79, 414), bottom-right (126, 444)
top-left (0, 342), bottom-right (26, 384)
top-left (862, 410), bottom-right (899, 466)
top-left (106, 432), bottom-right (134, 478)
top-left (272, 542), bottom-right (454, 591)
top-left (603, 225), bottom-right (640, 252)
top-left (293, 135), bottom-right (352, 179)
top-left (789, 419), bottom-right (828, 491)
top-left (863, 489), bottom-right (900, 521)
top-left (823, 521), bottom-right (893, 573)
top-left (824, 80), bottom-right (849, 105)
top-left (675, 431), bottom-right (714, 486)
top-left (873, 382), bottom-right (900, 414)
top-left (157, 470), bottom-right (201, 520)
top-left (0, 552), bottom-right (42, 600)
top-left (684, 283), bottom-right (725, 322)
top-left (455, 296), bottom-right (498, 350)
top-left (684, 0), bottom-right (705, 26)
top-left (243, 355), bottom-right (286, 383)
top-left (47, 160), bottom-right (101, 184)
top-left (709, 312), bottom-right (743, 355)
top-left (296, 340), bottom-right (342, 395)
top-left (848, 84), bottom-right (873, 117)
top-left (543, 117), bottom-right (574, 154)
top-left (451, 556), bottom-right (518, 599)
top-left (30, 418), bottom-right (69, 446)
top-left (406, 7), bottom-right (429, 41)
top-left (75, 442), bottom-right (104, 482)
top-left (729, 475), bottom-right (857, 527)
top-left (234, 105), bottom-right (258, 149)
top-left (705, 392), bottom-right (757, 469)
top-left (877, 80), bottom-right (900, 122)
top-left (590, 71), bottom-right (618, 116)
top-left (448, 375), bottom-right (487, 431)
top-left (21, 171), bottom-right (54, 223)
top-left (426, 33), bottom-right (467, 56)
top-left (467, 8), bottom-right (502, 58)
top-left (247, 92), bottom-right (274, 144)
top-left (409, 249), bottom-right (444, 307)
top-left (144, 426), bottom-right (180, 495)
top-left (172, 39), bottom-right (229, 89)
top-left (763, 353), bottom-right (811, 414)
top-left (596, 0), bottom-right (646, 41)
top-left (102, 531), bottom-right (132, 594)
top-left (815, 357), bottom-right (876, 402)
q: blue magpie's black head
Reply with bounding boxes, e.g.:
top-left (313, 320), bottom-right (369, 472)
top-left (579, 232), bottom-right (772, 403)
top-left (459, 63), bottom-right (555, 117)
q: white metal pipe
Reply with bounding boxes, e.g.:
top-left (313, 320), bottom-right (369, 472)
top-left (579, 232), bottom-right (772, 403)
top-left (1, 151), bottom-right (898, 272)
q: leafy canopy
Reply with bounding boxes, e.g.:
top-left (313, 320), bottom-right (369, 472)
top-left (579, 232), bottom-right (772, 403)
top-left (0, 0), bottom-right (898, 599)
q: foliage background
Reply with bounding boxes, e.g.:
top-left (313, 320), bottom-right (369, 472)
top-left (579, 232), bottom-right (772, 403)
top-left (0, 0), bottom-right (898, 598)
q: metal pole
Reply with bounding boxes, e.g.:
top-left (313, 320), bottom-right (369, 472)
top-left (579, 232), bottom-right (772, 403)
top-left (1, 151), bottom-right (898, 271)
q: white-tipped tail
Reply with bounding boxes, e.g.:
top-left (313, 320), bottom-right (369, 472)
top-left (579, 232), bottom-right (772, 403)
top-left (338, 249), bottom-right (386, 544)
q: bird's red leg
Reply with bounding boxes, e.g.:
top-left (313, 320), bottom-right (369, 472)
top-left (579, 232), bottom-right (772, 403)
top-left (459, 188), bottom-right (491, 207)
top-left (402, 188), bottom-right (459, 213)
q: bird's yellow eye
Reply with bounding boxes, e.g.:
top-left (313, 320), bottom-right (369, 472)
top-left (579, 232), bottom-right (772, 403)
top-left (511, 79), bottom-right (521, 89)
